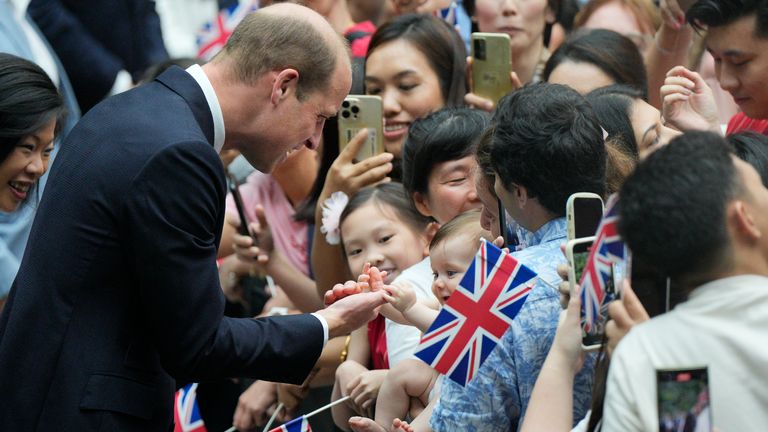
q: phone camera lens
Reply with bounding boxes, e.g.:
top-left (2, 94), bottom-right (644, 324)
top-left (342, 100), bottom-right (350, 108)
top-left (341, 110), bottom-right (350, 118)
top-left (351, 106), bottom-right (359, 114)
top-left (474, 39), bottom-right (486, 61)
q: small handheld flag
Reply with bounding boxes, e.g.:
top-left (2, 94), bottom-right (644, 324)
top-left (268, 415), bottom-right (311, 432)
top-left (579, 194), bottom-right (627, 340)
top-left (415, 239), bottom-right (537, 386)
top-left (173, 383), bottom-right (208, 432)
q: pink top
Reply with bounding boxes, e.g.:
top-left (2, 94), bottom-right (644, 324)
top-left (225, 171), bottom-right (310, 276)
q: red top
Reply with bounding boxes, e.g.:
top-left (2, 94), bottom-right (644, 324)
top-left (367, 314), bottom-right (389, 369)
top-left (344, 21), bottom-right (375, 59)
top-left (727, 112), bottom-right (768, 135)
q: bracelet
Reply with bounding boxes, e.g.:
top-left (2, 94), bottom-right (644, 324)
top-left (339, 335), bottom-right (352, 363)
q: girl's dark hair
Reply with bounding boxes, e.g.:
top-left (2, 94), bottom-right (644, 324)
top-left (366, 14), bottom-right (467, 107)
top-left (728, 131), bottom-right (768, 187)
top-left (586, 84), bottom-right (646, 157)
top-left (339, 182), bottom-right (433, 236)
top-left (402, 107), bottom-right (490, 199)
top-left (0, 53), bottom-right (65, 164)
top-left (544, 29), bottom-right (648, 99)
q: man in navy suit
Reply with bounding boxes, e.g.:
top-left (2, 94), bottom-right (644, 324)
top-left (0, 4), bottom-right (383, 431)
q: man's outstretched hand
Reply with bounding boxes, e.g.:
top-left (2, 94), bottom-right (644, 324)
top-left (324, 263), bottom-right (388, 305)
top-left (316, 289), bottom-right (387, 339)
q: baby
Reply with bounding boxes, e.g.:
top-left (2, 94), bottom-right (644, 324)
top-left (350, 210), bottom-right (493, 432)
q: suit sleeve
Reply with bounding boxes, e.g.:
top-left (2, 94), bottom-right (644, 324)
top-left (121, 141), bottom-right (324, 384)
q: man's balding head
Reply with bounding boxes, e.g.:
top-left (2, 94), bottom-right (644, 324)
top-left (217, 3), bottom-right (350, 100)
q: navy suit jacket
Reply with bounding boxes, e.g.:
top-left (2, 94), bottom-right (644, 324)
top-left (0, 67), bottom-right (324, 431)
top-left (28, 0), bottom-right (169, 112)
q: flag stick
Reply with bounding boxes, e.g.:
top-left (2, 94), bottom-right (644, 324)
top-left (263, 403), bottom-right (285, 432)
top-left (304, 395), bottom-right (351, 419)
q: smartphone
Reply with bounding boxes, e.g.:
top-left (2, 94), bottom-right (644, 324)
top-left (337, 95), bottom-right (384, 161)
top-left (497, 198), bottom-right (509, 247)
top-left (566, 192), bottom-right (604, 240)
top-left (227, 174), bottom-right (257, 244)
top-left (657, 368), bottom-right (711, 432)
top-left (566, 236), bottom-right (595, 296)
top-left (471, 33), bottom-right (513, 105)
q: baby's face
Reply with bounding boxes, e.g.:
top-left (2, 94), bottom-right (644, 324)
top-left (430, 233), bottom-right (478, 304)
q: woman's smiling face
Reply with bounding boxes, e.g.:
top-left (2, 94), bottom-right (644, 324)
top-left (0, 118), bottom-right (56, 212)
top-left (365, 39), bottom-right (446, 157)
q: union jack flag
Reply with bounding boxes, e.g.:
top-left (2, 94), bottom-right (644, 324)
top-left (196, 1), bottom-right (259, 61)
top-left (415, 239), bottom-right (537, 386)
top-left (269, 415), bottom-right (312, 432)
top-left (579, 194), bottom-right (626, 336)
top-left (173, 383), bottom-right (208, 432)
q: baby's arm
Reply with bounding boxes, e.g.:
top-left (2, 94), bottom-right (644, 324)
top-left (383, 283), bottom-right (439, 333)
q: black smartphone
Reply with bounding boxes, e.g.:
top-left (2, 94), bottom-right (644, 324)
top-left (657, 367), bottom-right (711, 432)
top-left (497, 198), bottom-right (509, 247)
top-left (227, 174), bottom-right (257, 245)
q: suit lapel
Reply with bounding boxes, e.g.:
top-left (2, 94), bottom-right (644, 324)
top-left (155, 66), bottom-right (216, 147)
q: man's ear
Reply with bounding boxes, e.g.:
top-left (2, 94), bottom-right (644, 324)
top-left (422, 221), bottom-right (440, 257)
top-left (729, 200), bottom-right (762, 242)
top-left (270, 68), bottom-right (300, 106)
top-left (412, 192), bottom-right (433, 218)
top-left (515, 184), bottom-right (529, 209)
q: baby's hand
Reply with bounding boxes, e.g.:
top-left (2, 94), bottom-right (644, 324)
top-left (356, 263), bottom-right (388, 292)
top-left (383, 281), bottom-right (417, 313)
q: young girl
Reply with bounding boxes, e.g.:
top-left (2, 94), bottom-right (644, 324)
top-left (331, 182), bottom-right (435, 431)
top-left (349, 210), bottom-right (493, 432)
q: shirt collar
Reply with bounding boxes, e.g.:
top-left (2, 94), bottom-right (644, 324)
top-left (186, 64), bottom-right (225, 153)
top-left (9, 0), bottom-right (30, 18)
top-left (518, 217), bottom-right (567, 249)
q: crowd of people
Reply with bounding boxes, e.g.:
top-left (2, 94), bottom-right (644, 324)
top-left (1, 0), bottom-right (768, 431)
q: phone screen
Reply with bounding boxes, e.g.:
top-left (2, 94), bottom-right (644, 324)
top-left (573, 197), bottom-right (604, 239)
top-left (657, 368), bottom-right (711, 432)
top-left (571, 241), bottom-right (592, 285)
top-left (581, 262), bottom-right (619, 348)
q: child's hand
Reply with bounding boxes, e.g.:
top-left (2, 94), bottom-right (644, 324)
top-left (383, 282), bottom-right (417, 314)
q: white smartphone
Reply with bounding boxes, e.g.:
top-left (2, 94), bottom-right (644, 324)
top-left (566, 192), bottom-right (604, 241)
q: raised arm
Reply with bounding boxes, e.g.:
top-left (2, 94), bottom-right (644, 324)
top-left (312, 129), bottom-right (394, 298)
top-left (645, 0), bottom-right (694, 110)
